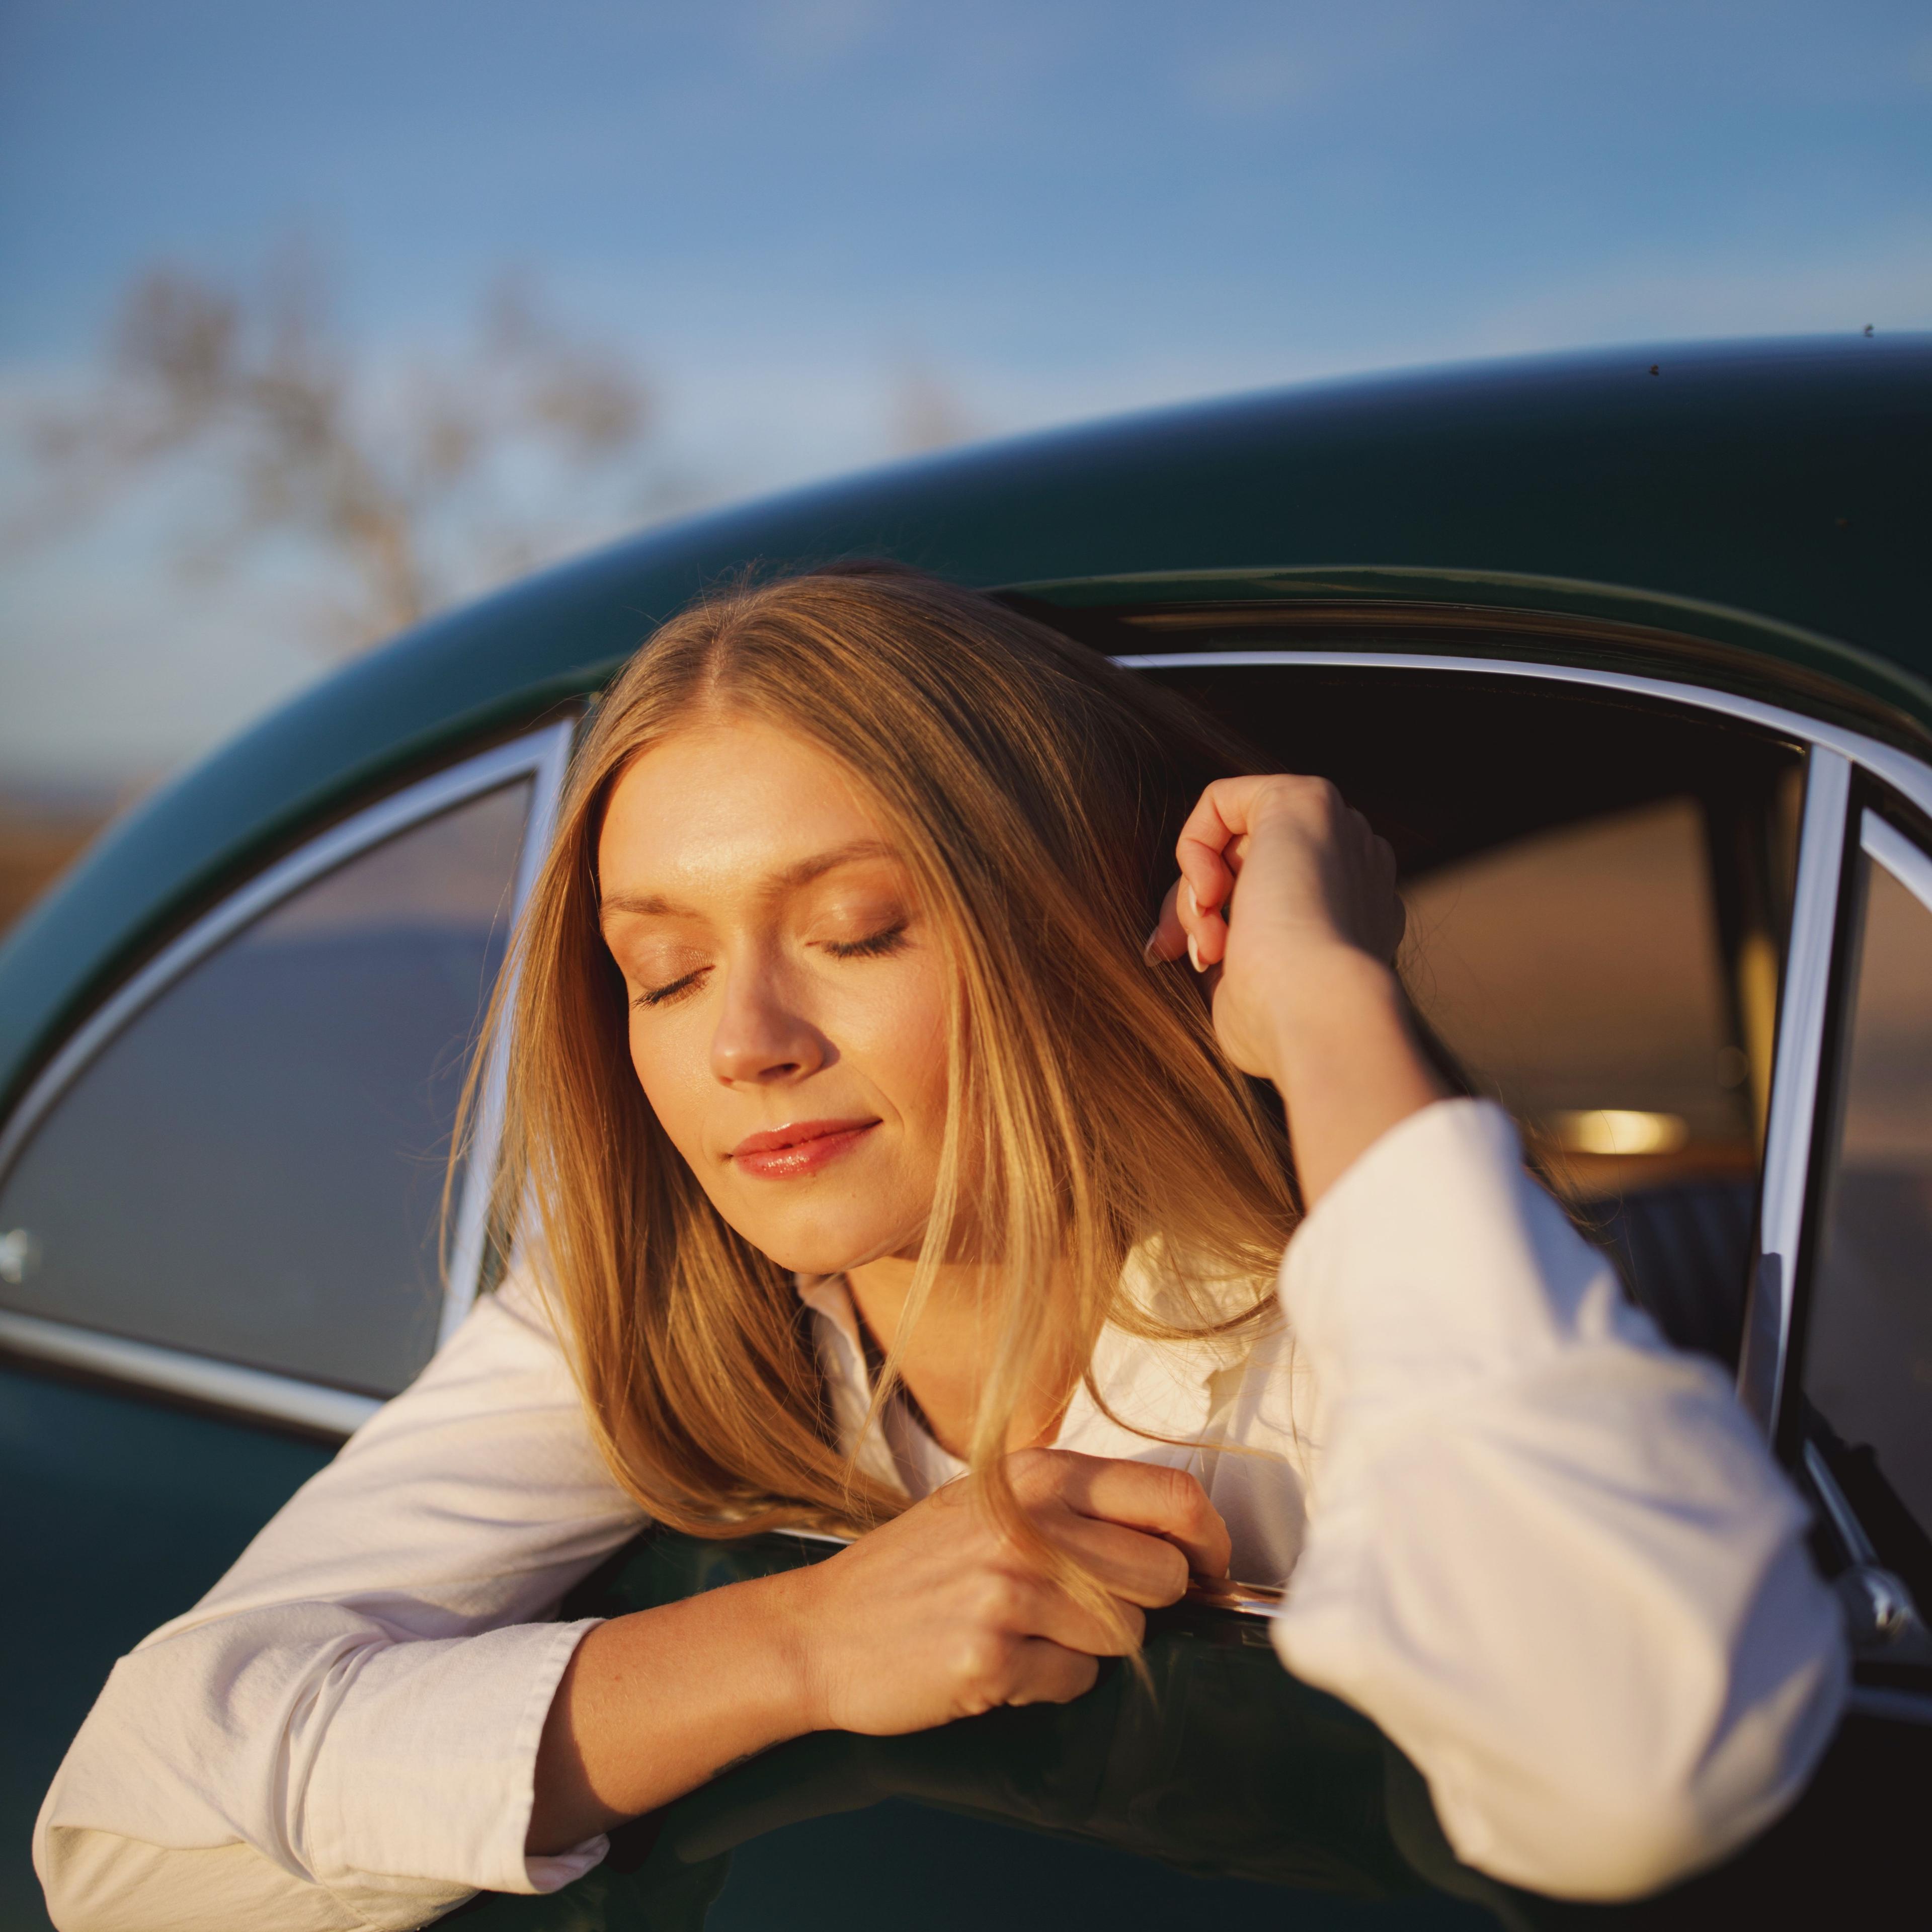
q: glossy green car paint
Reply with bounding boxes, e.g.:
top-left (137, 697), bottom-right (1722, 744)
top-left (451, 1531), bottom-right (1925, 1932)
top-left (454, 1532), bottom-right (1502, 1932)
top-left (2, 336), bottom-right (1927, 1121)
top-left (0, 1366), bottom-right (336, 1929)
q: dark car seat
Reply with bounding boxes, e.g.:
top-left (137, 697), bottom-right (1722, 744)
top-left (1588, 1177), bottom-right (1758, 1371)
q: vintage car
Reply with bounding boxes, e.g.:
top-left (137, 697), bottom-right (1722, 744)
top-left (2, 336), bottom-right (1927, 1929)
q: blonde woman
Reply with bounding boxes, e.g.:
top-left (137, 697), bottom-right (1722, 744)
top-left (37, 568), bottom-right (1844, 1928)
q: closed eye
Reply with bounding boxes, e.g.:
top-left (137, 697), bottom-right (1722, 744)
top-left (636, 967), bottom-right (708, 1008)
top-left (823, 921), bottom-right (907, 960)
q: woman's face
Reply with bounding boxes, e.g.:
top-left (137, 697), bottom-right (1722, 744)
top-left (597, 716), bottom-right (951, 1275)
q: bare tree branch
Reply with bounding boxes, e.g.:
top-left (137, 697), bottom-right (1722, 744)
top-left (14, 246), bottom-right (673, 654)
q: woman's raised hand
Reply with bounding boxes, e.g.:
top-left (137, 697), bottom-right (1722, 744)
top-left (784, 1450), bottom-right (1231, 1736)
top-left (1145, 775), bottom-right (1405, 1078)
top-left (1146, 774), bottom-right (1445, 1204)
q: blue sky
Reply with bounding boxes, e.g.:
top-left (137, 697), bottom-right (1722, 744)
top-left (3, 0), bottom-right (1929, 785)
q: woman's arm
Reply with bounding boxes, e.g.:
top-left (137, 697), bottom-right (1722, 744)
top-left (1265, 1102), bottom-right (1845, 1899)
top-left (35, 1269), bottom-right (648, 1932)
top-left (40, 1269), bottom-right (1231, 1932)
top-left (528, 1448), bottom-right (1230, 1850)
top-left (1150, 774), bottom-right (1848, 1900)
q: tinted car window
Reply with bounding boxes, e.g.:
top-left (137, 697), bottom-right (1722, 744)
top-left (1804, 819), bottom-right (1932, 1542)
top-left (0, 780), bottom-right (529, 1395)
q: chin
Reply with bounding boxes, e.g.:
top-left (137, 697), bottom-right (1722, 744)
top-left (750, 1234), bottom-right (881, 1277)
top-left (735, 1210), bottom-right (918, 1279)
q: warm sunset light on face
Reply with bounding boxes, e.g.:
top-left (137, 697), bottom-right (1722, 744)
top-left (596, 719), bottom-right (951, 1275)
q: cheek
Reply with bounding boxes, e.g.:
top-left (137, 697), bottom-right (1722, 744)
top-left (625, 1013), bottom-right (712, 1166)
top-left (841, 962), bottom-right (951, 1138)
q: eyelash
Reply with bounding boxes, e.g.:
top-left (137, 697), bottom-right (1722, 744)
top-left (636, 971), bottom-right (703, 1009)
top-left (823, 921), bottom-right (908, 960)
top-left (633, 922), bottom-right (907, 1009)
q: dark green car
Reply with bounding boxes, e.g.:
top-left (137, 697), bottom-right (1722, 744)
top-left (4, 337), bottom-right (1928, 1930)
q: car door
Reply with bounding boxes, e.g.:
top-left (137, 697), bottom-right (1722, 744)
top-left (9, 632), bottom-right (1926, 1930)
top-left (449, 640), bottom-right (1914, 1932)
top-left (0, 721), bottom-right (572, 1931)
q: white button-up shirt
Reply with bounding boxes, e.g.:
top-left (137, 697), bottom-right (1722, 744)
top-left (33, 1102), bottom-right (1847, 1926)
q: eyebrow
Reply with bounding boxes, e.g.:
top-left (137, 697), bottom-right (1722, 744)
top-left (598, 839), bottom-right (900, 922)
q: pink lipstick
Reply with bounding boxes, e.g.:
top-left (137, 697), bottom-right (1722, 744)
top-left (730, 1117), bottom-right (878, 1178)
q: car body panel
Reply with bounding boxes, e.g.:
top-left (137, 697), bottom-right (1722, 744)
top-left (452, 1528), bottom-right (1925, 1931)
top-left (0, 1366), bottom-right (333, 1930)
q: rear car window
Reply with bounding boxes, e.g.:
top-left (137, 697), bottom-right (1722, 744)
top-left (0, 780), bottom-right (530, 1395)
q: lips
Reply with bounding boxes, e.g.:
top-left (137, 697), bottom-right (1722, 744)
top-left (729, 1117), bottom-right (879, 1179)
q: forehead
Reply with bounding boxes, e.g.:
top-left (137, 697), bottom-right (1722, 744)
top-left (598, 719), bottom-right (899, 892)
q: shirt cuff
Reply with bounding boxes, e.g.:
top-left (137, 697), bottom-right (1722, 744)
top-left (1278, 1097), bottom-right (1639, 1415)
top-left (308, 1618), bottom-right (607, 1904)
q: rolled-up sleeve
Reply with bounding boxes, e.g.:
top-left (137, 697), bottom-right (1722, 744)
top-left (34, 1270), bottom-right (648, 1932)
top-left (1269, 1099), bottom-right (1847, 1901)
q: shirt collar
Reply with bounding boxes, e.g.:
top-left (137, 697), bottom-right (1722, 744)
top-left (793, 1255), bottom-right (1257, 1467)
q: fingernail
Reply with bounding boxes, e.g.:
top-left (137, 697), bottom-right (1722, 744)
top-left (1141, 925), bottom-right (1163, 964)
top-left (1186, 932), bottom-right (1202, 973)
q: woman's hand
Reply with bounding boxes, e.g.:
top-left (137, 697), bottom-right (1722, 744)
top-left (1146, 774), bottom-right (1447, 1204)
top-left (785, 1450), bottom-right (1230, 1735)
top-left (1145, 775), bottom-right (1403, 1077)
top-left (532, 1450), bottom-right (1225, 1852)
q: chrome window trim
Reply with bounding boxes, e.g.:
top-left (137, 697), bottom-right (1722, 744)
top-left (1863, 810), bottom-right (1932, 920)
top-left (0, 718), bottom-right (577, 1437)
top-left (1112, 651), bottom-right (1932, 824)
top-left (1805, 1441), bottom-right (1880, 1567)
top-left (437, 723), bottom-right (573, 1345)
top-left (1737, 748), bottom-right (1850, 1434)
top-left (0, 1308), bottom-right (380, 1436)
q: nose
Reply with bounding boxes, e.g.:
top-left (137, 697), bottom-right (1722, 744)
top-left (709, 953), bottom-right (829, 1087)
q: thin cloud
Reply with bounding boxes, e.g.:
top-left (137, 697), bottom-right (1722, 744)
top-left (1186, 47), bottom-right (1320, 114)
top-left (747, 0), bottom-right (895, 71)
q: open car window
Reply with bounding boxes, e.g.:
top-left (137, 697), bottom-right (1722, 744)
top-left (1141, 662), bottom-right (1802, 1369)
top-left (0, 782), bottom-right (527, 1395)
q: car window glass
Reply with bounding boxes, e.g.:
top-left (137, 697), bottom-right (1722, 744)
top-left (1405, 797), bottom-right (1743, 1152)
top-left (1804, 827), bottom-right (1932, 1545)
top-left (0, 780), bottom-right (529, 1396)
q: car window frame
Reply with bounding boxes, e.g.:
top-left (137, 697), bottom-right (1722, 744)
top-left (1114, 649), bottom-right (1932, 1427)
top-left (1764, 784), bottom-right (1932, 1457)
top-left (1775, 784), bottom-right (1932, 1694)
top-left (1121, 645), bottom-right (1932, 1726)
top-left (0, 717), bottom-right (575, 1436)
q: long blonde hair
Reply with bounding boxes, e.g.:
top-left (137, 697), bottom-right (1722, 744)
top-left (471, 565), bottom-right (1298, 1543)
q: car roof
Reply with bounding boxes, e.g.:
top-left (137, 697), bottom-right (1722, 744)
top-left (3, 332), bottom-right (1928, 1111)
